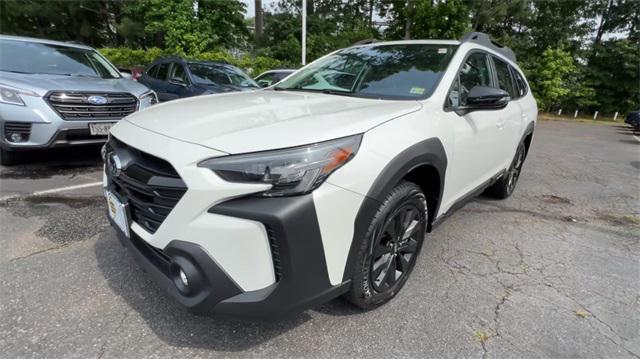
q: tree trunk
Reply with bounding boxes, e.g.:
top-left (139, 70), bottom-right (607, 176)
top-left (404, 0), bottom-right (413, 39)
top-left (368, 0), bottom-right (374, 28)
top-left (255, 0), bottom-right (263, 39)
top-left (594, 0), bottom-right (613, 47)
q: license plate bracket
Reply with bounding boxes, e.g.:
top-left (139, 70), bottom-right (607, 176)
top-left (105, 190), bottom-right (130, 238)
top-left (89, 122), bottom-right (115, 136)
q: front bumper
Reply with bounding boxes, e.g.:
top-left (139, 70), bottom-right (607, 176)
top-left (0, 92), bottom-right (150, 150)
top-left (110, 194), bottom-right (351, 319)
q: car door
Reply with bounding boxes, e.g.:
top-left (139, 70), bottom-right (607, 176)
top-left (491, 56), bottom-right (523, 167)
top-left (441, 51), bottom-right (508, 208)
top-left (164, 62), bottom-right (190, 101)
top-left (138, 64), bottom-right (159, 92)
top-left (153, 62), bottom-right (172, 102)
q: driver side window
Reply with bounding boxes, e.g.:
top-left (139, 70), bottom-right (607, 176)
top-left (448, 52), bottom-right (492, 108)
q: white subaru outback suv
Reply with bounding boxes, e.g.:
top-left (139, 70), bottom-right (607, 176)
top-left (103, 32), bottom-right (536, 318)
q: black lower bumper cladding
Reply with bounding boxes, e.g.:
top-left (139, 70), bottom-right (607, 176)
top-left (112, 194), bottom-right (350, 319)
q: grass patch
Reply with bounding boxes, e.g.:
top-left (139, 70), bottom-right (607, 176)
top-left (473, 330), bottom-right (492, 343)
top-left (574, 308), bottom-right (590, 319)
top-left (538, 113), bottom-right (621, 126)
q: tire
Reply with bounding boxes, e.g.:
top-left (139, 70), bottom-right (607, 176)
top-left (0, 148), bottom-right (20, 166)
top-left (485, 141), bottom-right (527, 199)
top-left (346, 181), bottom-right (428, 310)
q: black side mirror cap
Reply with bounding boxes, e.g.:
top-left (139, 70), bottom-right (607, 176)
top-left (169, 77), bottom-right (187, 86)
top-left (452, 86), bottom-right (510, 115)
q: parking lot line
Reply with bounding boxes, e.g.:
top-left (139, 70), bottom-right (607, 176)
top-left (0, 181), bottom-right (103, 202)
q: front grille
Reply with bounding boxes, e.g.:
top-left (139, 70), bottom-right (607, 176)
top-left (47, 91), bottom-right (138, 120)
top-left (4, 122), bottom-right (32, 140)
top-left (106, 136), bottom-right (186, 234)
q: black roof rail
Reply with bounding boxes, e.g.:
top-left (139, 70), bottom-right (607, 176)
top-left (352, 38), bottom-right (380, 46)
top-left (459, 32), bottom-right (516, 62)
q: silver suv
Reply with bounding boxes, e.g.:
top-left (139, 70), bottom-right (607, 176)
top-left (0, 35), bottom-right (156, 165)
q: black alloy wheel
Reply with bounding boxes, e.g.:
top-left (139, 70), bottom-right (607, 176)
top-left (486, 142), bottom-right (528, 199)
top-left (346, 181), bottom-right (427, 309)
top-left (506, 143), bottom-right (526, 195)
top-left (369, 204), bottom-right (423, 293)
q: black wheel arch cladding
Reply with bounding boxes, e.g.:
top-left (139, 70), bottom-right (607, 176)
top-left (342, 137), bottom-right (447, 282)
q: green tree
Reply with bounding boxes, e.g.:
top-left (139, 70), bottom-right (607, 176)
top-left (526, 48), bottom-right (577, 111)
top-left (585, 39), bottom-right (639, 114)
top-left (0, 0), bottom-right (122, 47)
top-left (380, 0), bottom-right (471, 40)
top-left (118, 0), bottom-right (249, 53)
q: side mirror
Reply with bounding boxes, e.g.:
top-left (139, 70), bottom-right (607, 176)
top-left (257, 80), bottom-right (272, 88)
top-left (454, 86), bottom-right (510, 115)
top-left (169, 77), bottom-right (187, 87)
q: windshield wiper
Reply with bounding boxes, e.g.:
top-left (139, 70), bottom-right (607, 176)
top-left (272, 87), bottom-right (355, 97)
top-left (319, 89), bottom-right (355, 97)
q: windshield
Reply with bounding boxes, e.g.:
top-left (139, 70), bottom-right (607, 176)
top-left (188, 63), bottom-right (259, 88)
top-left (0, 39), bottom-right (121, 79)
top-left (275, 44), bottom-right (458, 100)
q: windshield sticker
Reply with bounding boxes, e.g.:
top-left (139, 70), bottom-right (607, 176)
top-left (438, 48), bottom-right (448, 54)
top-left (410, 87), bottom-right (425, 95)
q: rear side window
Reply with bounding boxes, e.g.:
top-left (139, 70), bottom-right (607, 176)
top-left (146, 65), bottom-right (159, 78)
top-left (170, 63), bottom-right (188, 83)
top-left (492, 57), bottom-right (516, 98)
top-left (447, 52), bottom-right (492, 107)
top-left (156, 63), bottom-right (170, 81)
top-left (510, 67), bottom-right (528, 98)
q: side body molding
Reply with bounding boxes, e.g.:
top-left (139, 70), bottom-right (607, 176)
top-left (342, 137), bottom-right (448, 282)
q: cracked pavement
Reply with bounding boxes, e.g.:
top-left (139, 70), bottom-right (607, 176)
top-left (0, 121), bottom-right (638, 358)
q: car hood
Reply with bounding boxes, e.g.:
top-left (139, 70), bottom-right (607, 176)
top-left (0, 72), bottom-right (150, 96)
top-left (124, 90), bottom-right (422, 153)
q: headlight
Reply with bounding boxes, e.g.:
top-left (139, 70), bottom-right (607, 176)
top-left (198, 134), bottom-right (362, 197)
top-left (139, 90), bottom-right (158, 109)
top-left (0, 84), bottom-right (38, 106)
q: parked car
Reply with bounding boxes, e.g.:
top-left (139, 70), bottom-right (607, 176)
top-left (625, 110), bottom-right (640, 131)
top-left (138, 57), bottom-right (259, 102)
top-left (0, 35), bottom-right (156, 165)
top-left (254, 69), bottom-right (296, 87)
top-left (103, 32), bottom-right (537, 318)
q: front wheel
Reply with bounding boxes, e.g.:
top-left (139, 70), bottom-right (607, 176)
top-left (346, 181), bottom-right (427, 310)
top-left (485, 142), bottom-right (527, 199)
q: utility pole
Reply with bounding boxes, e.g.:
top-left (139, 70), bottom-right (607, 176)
top-left (302, 0), bottom-right (307, 65)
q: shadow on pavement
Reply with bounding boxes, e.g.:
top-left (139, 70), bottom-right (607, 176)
top-left (94, 230), bottom-right (315, 352)
top-left (0, 145), bottom-right (103, 179)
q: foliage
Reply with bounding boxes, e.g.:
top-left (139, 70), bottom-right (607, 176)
top-left (98, 47), bottom-right (284, 76)
top-left (118, 0), bottom-right (249, 53)
top-left (0, 0), bottom-right (121, 47)
top-left (584, 39), bottom-right (640, 114)
top-left (380, 0), bottom-right (471, 40)
top-left (526, 48), bottom-right (577, 111)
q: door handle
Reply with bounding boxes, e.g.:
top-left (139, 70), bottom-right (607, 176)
top-left (497, 118), bottom-right (506, 129)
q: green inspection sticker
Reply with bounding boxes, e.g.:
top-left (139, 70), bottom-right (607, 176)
top-left (410, 87), bottom-right (425, 95)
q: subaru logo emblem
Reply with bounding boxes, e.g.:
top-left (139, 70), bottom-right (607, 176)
top-left (108, 153), bottom-right (122, 177)
top-left (87, 95), bottom-right (108, 105)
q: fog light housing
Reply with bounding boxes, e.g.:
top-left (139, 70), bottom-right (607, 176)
top-left (9, 133), bottom-right (23, 142)
top-left (169, 258), bottom-right (204, 296)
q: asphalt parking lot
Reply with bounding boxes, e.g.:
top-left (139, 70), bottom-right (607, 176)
top-left (0, 120), bottom-right (638, 358)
